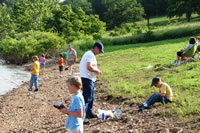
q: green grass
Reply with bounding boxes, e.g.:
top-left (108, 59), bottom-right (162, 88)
top-left (97, 36), bottom-right (200, 118)
top-left (137, 14), bottom-right (200, 27)
top-left (101, 14), bottom-right (200, 46)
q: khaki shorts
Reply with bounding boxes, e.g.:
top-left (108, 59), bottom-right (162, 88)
top-left (67, 60), bottom-right (75, 66)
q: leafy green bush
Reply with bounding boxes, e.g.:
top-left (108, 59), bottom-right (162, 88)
top-left (0, 31), bottom-right (66, 64)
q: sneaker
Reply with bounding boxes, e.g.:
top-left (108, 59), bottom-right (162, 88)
top-left (86, 113), bottom-right (97, 119)
top-left (138, 108), bottom-right (143, 112)
top-left (171, 62), bottom-right (176, 66)
top-left (65, 66), bottom-right (69, 70)
top-left (34, 89), bottom-right (39, 92)
top-left (176, 62), bottom-right (181, 66)
top-left (28, 88), bottom-right (32, 91)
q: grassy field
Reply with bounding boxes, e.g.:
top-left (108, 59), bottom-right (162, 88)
top-left (97, 36), bottom-right (200, 118)
top-left (100, 14), bottom-right (200, 46)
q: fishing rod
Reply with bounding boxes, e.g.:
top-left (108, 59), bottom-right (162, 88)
top-left (0, 75), bottom-right (63, 109)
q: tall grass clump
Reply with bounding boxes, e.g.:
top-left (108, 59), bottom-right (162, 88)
top-left (102, 23), bottom-right (200, 46)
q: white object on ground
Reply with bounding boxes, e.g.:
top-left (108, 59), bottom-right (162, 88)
top-left (97, 109), bottom-right (121, 120)
top-left (72, 72), bottom-right (80, 75)
top-left (140, 65), bottom-right (153, 70)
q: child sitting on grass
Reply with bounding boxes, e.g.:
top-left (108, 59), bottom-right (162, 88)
top-left (138, 77), bottom-right (173, 111)
top-left (59, 76), bottom-right (85, 133)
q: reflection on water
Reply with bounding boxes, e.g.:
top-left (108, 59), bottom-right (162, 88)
top-left (0, 61), bottom-right (30, 96)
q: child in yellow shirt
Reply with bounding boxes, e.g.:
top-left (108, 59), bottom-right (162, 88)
top-left (138, 77), bottom-right (173, 111)
top-left (28, 56), bottom-right (40, 92)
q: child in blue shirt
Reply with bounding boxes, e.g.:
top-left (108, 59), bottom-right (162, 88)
top-left (59, 76), bottom-right (85, 133)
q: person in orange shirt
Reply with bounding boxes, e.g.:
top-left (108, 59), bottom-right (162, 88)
top-left (28, 56), bottom-right (40, 92)
top-left (58, 54), bottom-right (64, 77)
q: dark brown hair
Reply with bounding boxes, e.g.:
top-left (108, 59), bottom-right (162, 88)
top-left (189, 37), bottom-right (196, 44)
top-left (32, 56), bottom-right (39, 60)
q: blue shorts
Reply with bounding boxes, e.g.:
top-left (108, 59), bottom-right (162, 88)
top-left (59, 66), bottom-right (63, 72)
top-left (40, 62), bottom-right (45, 67)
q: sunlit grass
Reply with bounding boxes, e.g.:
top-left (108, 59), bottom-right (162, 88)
top-left (97, 36), bottom-right (200, 118)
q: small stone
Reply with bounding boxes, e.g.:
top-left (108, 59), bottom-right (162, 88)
top-left (91, 128), bottom-right (100, 133)
top-left (17, 105), bottom-right (23, 108)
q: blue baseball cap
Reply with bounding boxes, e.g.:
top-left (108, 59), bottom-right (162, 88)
top-left (93, 42), bottom-right (104, 53)
top-left (150, 77), bottom-right (160, 87)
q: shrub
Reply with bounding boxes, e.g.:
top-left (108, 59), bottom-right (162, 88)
top-left (109, 24), bottom-right (135, 37)
top-left (0, 31), bottom-right (66, 64)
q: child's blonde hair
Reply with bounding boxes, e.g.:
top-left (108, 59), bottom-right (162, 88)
top-left (67, 76), bottom-right (82, 90)
top-left (32, 56), bottom-right (39, 60)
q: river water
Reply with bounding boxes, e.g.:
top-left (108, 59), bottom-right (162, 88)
top-left (0, 60), bottom-right (30, 97)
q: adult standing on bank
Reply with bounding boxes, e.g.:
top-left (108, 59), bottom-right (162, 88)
top-left (67, 45), bottom-right (77, 75)
top-left (80, 42), bottom-right (104, 118)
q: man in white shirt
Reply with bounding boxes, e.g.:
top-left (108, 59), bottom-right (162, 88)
top-left (79, 42), bottom-right (104, 118)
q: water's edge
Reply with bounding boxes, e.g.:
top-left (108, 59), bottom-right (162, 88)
top-left (0, 61), bottom-right (30, 98)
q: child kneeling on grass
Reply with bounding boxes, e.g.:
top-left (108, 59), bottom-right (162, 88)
top-left (59, 76), bottom-right (85, 133)
top-left (138, 77), bottom-right (173, 111)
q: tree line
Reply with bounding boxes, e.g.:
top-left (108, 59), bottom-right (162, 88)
top-left (0, 0), bottom-right (200, 64)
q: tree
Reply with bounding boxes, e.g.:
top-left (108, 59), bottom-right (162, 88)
top-left (61, 0), bottom-right (93, 14)
top-left (167, 0), bottom-right (200, 22)
top-left (88, 0), bottom-right (106, 21)
top-left (45, 5), bottom-right (105, 42)
top-left (102, 0), bottom-right (144, 28)
top-left (12, 0), bottom-right (59, 32)
top-left (0, 0), bottom-right (16, 7)
top-left (139, 0), bottom-right (168, 25)
top-left (0, 3), bottom-right (14, 40)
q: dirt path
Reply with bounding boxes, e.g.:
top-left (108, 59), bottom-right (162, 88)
top-left (0, 60), bottom-right (199, 132)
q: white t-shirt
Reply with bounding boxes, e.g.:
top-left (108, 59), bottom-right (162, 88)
top-left (80, 50), bottom-right (97, 82)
